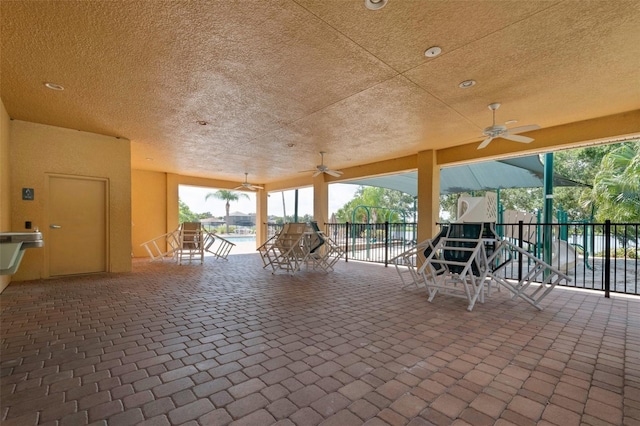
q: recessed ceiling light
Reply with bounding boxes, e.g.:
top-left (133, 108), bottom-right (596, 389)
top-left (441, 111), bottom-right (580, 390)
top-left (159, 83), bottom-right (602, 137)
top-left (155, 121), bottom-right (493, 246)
top-left (196, 120), bottom-right (208, 126)
top-left (44, 82), bottom-right (64, 91)
top-left (505, 119), bottom-right (518, 125)
top-left (365, 0), bottom-right (387, 10)
top-left (458, 79), bottom-right (476, 89)
top-left (146, 157), bottom-right (153, 161)
top-left (424, 46), bottom-right (442, 58)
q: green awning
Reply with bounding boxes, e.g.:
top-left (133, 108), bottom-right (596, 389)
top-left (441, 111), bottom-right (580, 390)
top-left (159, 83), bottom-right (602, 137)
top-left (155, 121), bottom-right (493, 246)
top-left (344, 155), bottom-right (586, 196)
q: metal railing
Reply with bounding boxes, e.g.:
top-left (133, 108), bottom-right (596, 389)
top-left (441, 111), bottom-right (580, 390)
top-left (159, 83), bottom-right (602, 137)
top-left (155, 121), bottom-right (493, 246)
top-left (264, 221), bottom-right (638, 296)
top-left (324, 222), bottom-right (417, 266)
top-left (497, 220), bottom-right (639, 296)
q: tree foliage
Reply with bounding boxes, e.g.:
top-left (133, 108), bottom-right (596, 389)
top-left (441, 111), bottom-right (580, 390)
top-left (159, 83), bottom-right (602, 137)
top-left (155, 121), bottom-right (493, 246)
top-left (179, 199), bottom-right (211, 224)
top-left (274, 214), bottom-right (314, 225)
top-left (589, 141), bottom-right (640, 222)
top-left (334, 186), bottom-right (415, 223)
top-left (431, 142), bottom-right (638, 223)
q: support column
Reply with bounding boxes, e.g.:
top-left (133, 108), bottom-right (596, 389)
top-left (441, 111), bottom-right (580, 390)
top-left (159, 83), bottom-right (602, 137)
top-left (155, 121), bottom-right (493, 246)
top-left (543, 152), bottom-right (554, 267)
top-left (313, 174), bottom-right (329, 227)
top-left (255, 189), bottom-right (268, 248)
top-left (417, 150), bottom-right (440, 243)
top-left (166, 173), bottom-right (179, 233)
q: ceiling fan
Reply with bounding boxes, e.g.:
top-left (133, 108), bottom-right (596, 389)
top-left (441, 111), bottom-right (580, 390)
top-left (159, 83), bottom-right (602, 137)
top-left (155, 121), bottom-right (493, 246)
top-left (477, 103), bottom-right (540, 149)
top-left (234, 173), bottom-right (263, 191)
top-left (311, 151), bottom-right (343, 177)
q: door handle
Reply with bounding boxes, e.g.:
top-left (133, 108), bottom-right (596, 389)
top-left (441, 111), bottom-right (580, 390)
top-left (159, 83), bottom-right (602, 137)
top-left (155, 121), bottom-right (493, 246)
top-left (50, 224), bottom-right (62, 229)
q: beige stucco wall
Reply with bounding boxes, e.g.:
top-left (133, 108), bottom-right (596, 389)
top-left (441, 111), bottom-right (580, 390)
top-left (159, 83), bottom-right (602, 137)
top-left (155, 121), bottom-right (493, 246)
top-left (9, 120), bottom-right (132, 281)
top-left (0, 100), bottom-right (11, 292)
top-left (131, 169), bottom-right (167, 258)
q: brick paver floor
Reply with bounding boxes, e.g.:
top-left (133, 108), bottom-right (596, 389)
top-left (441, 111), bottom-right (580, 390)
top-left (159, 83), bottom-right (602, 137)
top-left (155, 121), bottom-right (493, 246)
top-left (2, 254), bottom-right (639, 425)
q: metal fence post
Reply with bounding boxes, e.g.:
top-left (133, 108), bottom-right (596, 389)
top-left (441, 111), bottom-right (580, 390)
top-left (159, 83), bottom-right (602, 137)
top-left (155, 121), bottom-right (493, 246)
top-left (345, 222), bottom-right (350, 263)
top-left (518, 220), bottom-right (524, 281)
top-left (604, 219), bottom-right (611, 298)
top-left (384, 221), bottom-right (389, 267)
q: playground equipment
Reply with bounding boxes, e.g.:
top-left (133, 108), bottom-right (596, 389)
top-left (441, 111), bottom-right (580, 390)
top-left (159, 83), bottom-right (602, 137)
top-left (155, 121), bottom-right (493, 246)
top-left (456, 192), bottom-right (497, 223)
top-left (501, 210), bottom-right (581, 273)
top-left (455, 193), bottom-right (581, 273)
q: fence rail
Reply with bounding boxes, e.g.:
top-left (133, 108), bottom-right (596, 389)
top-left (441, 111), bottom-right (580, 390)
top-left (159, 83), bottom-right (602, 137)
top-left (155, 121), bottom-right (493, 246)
top-left (266, 221), bottom-right (639, 297)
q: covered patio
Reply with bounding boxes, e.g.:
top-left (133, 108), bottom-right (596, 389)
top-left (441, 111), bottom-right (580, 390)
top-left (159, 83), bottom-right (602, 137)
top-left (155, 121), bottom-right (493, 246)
top-left (1, 255), bottom-right (638, 425)
top-left (2, 1), bottom-right (640, 425)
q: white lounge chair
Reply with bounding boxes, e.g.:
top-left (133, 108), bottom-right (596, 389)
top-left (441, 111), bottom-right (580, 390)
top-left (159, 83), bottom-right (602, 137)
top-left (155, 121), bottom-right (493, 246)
top-left (488, 239), bottom-right (571, 310)
top-left (176, 222), bottom-right (205, 264)
top-left (304, 221), bottom-right (344, 272)
top-left (203, 230), bottom-right (235, 261)
top-left (393, 225), bottom-right (449, 290)
top-left (258, 224), bottom-right (287, 269)
top-left (418, 223), bottom-right (492, 311)
top-left (140, 230), bottom-right (181, 262)
top-left (262, 223), bottom-right (309, 274)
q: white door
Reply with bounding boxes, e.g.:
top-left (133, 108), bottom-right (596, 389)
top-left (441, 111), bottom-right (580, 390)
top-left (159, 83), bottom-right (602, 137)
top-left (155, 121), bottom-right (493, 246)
top-left (48, 175), bottom-right (107, 276)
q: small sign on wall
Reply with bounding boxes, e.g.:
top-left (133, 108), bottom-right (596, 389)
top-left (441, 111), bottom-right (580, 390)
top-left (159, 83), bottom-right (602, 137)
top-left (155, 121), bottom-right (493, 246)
top-left (22, 188), bottom-right (34, 201)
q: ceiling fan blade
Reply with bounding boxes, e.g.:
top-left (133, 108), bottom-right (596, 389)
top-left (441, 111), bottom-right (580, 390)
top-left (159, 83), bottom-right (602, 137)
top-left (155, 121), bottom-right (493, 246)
top-left (502, 134), bottom-right (534, 143)
top-left (325, 170), bottom-right (343, 177)
top-left (312, 170), bottom-right (322, 177)
top-left (251, 185), bottom-right (264, 190)
top-left (234, 185), bottom-right (243, 190)
top-left (477, 137), bottom-right (494, 150)
top-left (508, 124), bottom-right (540, 134)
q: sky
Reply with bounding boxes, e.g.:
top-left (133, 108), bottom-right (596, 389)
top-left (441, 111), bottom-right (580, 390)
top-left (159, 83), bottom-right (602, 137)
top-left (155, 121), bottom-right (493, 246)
top-left (179, 183), bottom-right (360, 218)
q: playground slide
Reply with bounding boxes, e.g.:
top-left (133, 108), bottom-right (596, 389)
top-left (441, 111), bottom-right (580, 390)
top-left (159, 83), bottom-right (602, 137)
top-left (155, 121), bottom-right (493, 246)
top-left (553, 239), bottom-right (576, 273)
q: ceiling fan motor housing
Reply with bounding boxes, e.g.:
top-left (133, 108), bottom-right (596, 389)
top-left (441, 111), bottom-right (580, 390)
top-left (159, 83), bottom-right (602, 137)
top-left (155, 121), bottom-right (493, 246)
top-left (483, 124), bottom-right (507, 137)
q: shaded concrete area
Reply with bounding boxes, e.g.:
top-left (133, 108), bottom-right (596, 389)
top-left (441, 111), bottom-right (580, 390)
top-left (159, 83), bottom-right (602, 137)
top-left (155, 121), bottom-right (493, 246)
top-left (1, 254), bottom-right (638, 425)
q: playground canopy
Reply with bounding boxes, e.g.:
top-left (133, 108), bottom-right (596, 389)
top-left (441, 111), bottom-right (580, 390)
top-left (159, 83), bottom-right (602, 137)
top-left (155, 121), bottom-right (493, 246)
top-left (344, 155), bottom-right (587, 196)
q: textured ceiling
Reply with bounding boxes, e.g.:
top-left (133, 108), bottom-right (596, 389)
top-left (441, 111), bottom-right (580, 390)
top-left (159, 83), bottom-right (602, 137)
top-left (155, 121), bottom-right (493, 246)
top-left (2, 0), bottom-right (639, 185)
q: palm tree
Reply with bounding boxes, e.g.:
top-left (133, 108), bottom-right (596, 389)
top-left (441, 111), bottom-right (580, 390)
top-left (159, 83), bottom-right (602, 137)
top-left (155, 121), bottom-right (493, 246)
top-left (205, 190), bottom-right (249, 234)
top-left (590, 142), bottom-right (640, 223)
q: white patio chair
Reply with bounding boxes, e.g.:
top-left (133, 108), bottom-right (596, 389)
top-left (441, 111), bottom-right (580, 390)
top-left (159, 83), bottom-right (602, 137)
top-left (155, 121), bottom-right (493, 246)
top-left (488, 239), bottom-right (571, 310)
top-left (418, 223), bottom-right (492, 311)
top-left (258, 224), bottom-right (287, 269)
top-left (140, 229), bottom-right (180, 262)
top-left (393, 225), bottom-right (449, 290)
top-left (176, 222), bottom-right (205, 264)
top-left (203, 230), bottom-right (235, 260)
top-left (263, 223), bottom-right (309, 274)
top-left (304, 221), bottom-right (344, 272)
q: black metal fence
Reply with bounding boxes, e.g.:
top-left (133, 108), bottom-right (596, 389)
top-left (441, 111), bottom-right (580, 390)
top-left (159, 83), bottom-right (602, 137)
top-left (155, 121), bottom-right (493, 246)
top-left (497, 220), bottom-right (639, 296)
top-left (266, 221), bottom-right (639, 296)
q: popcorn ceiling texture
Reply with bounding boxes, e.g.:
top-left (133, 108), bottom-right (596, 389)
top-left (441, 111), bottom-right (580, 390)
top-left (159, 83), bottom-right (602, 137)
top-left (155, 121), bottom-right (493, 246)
top-left (1, 1), bottom-right (638, 183)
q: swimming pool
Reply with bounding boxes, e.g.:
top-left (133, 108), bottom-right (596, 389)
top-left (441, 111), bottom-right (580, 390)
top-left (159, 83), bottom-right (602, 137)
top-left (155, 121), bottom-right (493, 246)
top-left (222, 235), bottom-right (256, 243)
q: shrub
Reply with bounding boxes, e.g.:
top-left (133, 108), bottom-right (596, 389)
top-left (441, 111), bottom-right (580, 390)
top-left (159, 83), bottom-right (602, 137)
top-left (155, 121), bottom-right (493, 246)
top-left (595, 248), bottom-right (638, 259)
